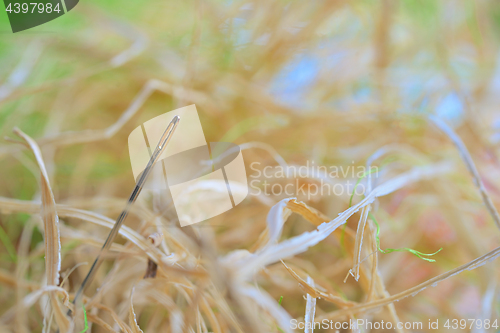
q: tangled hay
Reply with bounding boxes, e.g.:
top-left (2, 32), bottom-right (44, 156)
top-left (1, 0), bottom-right (500, 332)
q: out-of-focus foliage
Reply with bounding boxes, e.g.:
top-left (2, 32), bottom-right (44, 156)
top-left (0, 0), bottom-right (500, 332)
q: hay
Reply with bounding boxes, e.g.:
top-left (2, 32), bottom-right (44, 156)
top-left (1, 1), bottom-right (500, 332)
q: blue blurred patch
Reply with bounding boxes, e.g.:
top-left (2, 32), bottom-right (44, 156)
top-left (435, 92), bottom-right (464, 125)
top-left (270, 55), bottom-right (319, 109)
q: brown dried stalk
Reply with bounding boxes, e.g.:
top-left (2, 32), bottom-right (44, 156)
top-left (11, 128), bottom-right (71, 333)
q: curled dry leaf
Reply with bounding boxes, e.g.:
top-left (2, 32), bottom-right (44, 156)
top-left (147, 232), bottom-right (164, 247)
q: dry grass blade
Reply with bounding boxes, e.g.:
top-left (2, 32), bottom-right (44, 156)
top-left (0, 41), bottom-right (42, 102)
top-left (429, 115), bottom-right (500, 231)
top-left (0, 79), bottom-right (208, 158)
top-left (0, 197), bottom-right (211, 282)
top-left (129, 287), bottom-right (144, 333)
top-left (317, 245), bottom-right (500, 320)
top-left (239, 285), bottom-right (293, 333)
top-left (86, 313), bottom-right (115, 333)
top-left (12, 128), bottom-right (61, 286)
top-left (0, 285), bottom-right (69, 324)
top-left (284, 199), bottom-right (373, 291)
top-left (233, 162), bottom-right (451, 279)
top-left (351, 205), bottom-right (370, 281)
top-left (281, 261), bottom-right (356, 309)
top-left (11, 128), bottom-right (71, 332)
top-left (304, 276), bottom-right (316, 333)
top-left (15, 217), bottom-right (36, 333)
top-left (93, 303), bottom-right (133, 332)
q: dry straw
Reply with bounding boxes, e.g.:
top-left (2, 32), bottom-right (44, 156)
top-left (1, 1), bottom-right (500, 332)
